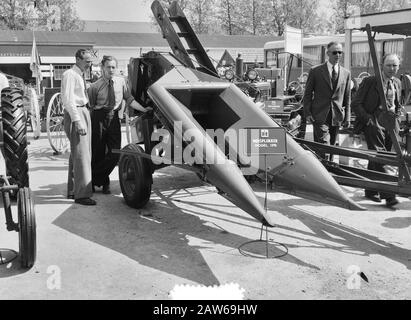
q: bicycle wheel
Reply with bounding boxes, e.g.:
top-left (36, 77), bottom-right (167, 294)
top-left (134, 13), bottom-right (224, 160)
top-left (46, 92), bottom-right (69, 155)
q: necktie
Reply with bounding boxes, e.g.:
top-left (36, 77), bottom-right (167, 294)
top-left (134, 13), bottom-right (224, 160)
top-left (82, 73), bottom-right (89, 106)
top-left (331, 66), bottom-right (338, 90)
top-left (108, 79), bottom-right (115, 108)
top-left (386, 79), bottom-right (395, 111)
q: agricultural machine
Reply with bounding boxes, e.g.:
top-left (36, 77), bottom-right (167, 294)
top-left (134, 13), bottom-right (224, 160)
top-left (0, 86), bottom-right (36, 268)
top-left (115, 0), bottom-right (367, 229)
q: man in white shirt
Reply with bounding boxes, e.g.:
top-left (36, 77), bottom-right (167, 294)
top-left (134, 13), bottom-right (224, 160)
top-left (303, 41), bottom-right (351, 149)
top-left (0, 71), bottom-right (9, 93)
top-left (61, 49), bottom-right (96, 205)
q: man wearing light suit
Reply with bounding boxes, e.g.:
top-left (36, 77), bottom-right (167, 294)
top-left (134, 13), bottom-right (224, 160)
top-left (303, 41), bottom-right (351, 149)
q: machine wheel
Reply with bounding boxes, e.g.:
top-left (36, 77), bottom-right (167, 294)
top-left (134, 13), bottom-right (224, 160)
top-left (46, 92), bottom-right (70, 155)
top-left (1, 88), bottom-right (29, 188)
top-left (119, 144), bottom-right (152, 208)
top-left (17, 187), bottom-right (36, 269)
top-left (287, 81), bottom-right (303, 96)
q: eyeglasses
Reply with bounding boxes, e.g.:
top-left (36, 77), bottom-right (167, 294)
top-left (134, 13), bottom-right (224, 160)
top-left (332, 51), bottom-right (343, 55)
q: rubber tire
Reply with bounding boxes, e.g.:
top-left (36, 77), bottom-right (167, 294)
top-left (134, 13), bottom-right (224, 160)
top-left (17, 187), bottom-right (36, 269)
top-left (119, 144), bottom-right (152, 209)
top-left (1, 88), bottom-right (29, 188)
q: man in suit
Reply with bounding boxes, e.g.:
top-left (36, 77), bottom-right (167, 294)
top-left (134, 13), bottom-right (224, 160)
top-left (351, 53), bottom-right (402, 207)
top-left (61, 49), bottom-right (96, 206)
top-left (303, 41), bottom-right (351, 150)
top-left (88, 55), bottom-right (149, 194)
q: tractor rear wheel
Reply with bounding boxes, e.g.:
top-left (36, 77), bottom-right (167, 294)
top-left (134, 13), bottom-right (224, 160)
top-left (17, 187), bottom-right (36, 269)
top-left (119, 144), bottom-right (152, 209)
top-left (1, 88), bottom-right (29, 188)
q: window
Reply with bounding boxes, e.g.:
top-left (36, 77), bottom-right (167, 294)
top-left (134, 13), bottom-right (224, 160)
top-left (53, 65), bottom-right (72, 80)
top-left (383, 40), bottom-right (404, 60)
top-left (303, 46), bottom-right (322, 67)
top-left (352, 41), bottom-right (383, 67)
top-left (53, 65), bottom-right (92, 80)
top-left (266, 50), bottom-right (302, 69)
top-left (265, 50), bottom-right (277, 68)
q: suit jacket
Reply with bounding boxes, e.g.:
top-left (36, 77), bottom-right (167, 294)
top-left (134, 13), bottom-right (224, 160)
top-left (303, 63), bottom-right (351, 126)
top-left (351, 76), bottom-right (402, 128)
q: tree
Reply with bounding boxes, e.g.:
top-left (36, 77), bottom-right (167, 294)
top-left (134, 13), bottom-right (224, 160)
top-left (218, 0), bottom-right (258, 35)
top-left (219, 0), bottom-right (235, 35)
top-left (47, 0), bottom-right (85, 32)
top-left (288, 0), bottom-right (320, 32)
top-left (0, 1), bottom-right (36, 30)
top-left (0, 0), bottom-right (84, 31)
top-left (260, 0), bottom-right (321, 36)
top-left (186, 0), bottom-right (216, 34)
top-left (235, 0), bottom-right (267, 35)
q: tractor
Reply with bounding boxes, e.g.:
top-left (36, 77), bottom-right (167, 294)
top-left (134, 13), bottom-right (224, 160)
top-left (0, 83), bottom-right (36, 269)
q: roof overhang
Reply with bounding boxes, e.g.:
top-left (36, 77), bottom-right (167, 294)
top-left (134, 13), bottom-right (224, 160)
top-left (41, 57), bottom-right (75, 64)
top-left (0, 44), bottom-right (91, 64)
top-left (345, 9), bottom-right (411, 36)
top-left (0, 56), bottom-right (30, 64)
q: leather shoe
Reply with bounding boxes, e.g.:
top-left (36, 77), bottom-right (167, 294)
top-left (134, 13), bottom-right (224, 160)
top-left (385, 198), bottom-right (399, 207)
top-left (67, 194), bottom-right (74, 200)
top-left (75, 198), bottom-right (96, 206)
top-left (365, 194), bottom-right (381, 203)
top-left (102, 183), bottom-right (111, 194)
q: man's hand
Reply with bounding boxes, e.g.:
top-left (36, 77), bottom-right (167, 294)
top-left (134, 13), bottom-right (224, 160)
top-left (306, 115), bottom-right (315, 123)
top-left (130, 100), bottom-right (152, 113)
top-left (342, 120), bottom-right (351, 128)
top-left (74, 121), bottom-right (87, 136)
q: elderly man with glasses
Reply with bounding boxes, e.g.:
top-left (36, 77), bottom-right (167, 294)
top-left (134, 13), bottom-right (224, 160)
top-left (303, 41), bottom-right (352, 154)
top-left (351, 53), bottom-right (402, 207)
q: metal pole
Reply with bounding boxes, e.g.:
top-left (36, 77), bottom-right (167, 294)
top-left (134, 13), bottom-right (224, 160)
top-left (365, 24), bottom-right (410, 182)
top-left (50, 64), bottom-right (54, 88)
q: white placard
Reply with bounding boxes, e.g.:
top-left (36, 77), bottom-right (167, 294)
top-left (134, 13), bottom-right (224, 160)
top-left (284, 25), bottom-right (302, 54)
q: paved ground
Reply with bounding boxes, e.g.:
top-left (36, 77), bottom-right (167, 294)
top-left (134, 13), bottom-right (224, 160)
top-left (0, 127), bottom-right (410, 300)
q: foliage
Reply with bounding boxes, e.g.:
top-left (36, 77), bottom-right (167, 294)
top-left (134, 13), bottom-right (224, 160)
top-left (186, 0), bottom-right (216, 34)
top-left (0, 0), bottom-right (84, 31)
top-left (147, 0), bottom-right (411, 36)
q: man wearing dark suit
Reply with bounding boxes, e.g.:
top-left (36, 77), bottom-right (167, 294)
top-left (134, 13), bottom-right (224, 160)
top-left (303, 41), bottom-right (351, 149)
top-left (88, 55), bottom-right (149, 194)
top-left (351, 53), bottom-right (402, 207)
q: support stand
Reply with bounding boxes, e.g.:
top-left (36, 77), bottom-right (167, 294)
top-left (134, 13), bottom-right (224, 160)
top-left (239, 156), bottom-right (288, 259)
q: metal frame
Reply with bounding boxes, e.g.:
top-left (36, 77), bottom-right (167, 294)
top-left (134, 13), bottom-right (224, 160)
top-left (295, 137), bottom-right (411, 197)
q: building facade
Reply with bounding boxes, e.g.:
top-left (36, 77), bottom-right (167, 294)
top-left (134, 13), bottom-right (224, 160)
top-left (0, 30), bottom-right (279, 88)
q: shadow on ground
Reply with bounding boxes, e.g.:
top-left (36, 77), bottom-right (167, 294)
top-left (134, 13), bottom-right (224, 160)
top-left (47, 169), bottom-right (318, 286)
top-left (32, 166), bottom-right (411, 285)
